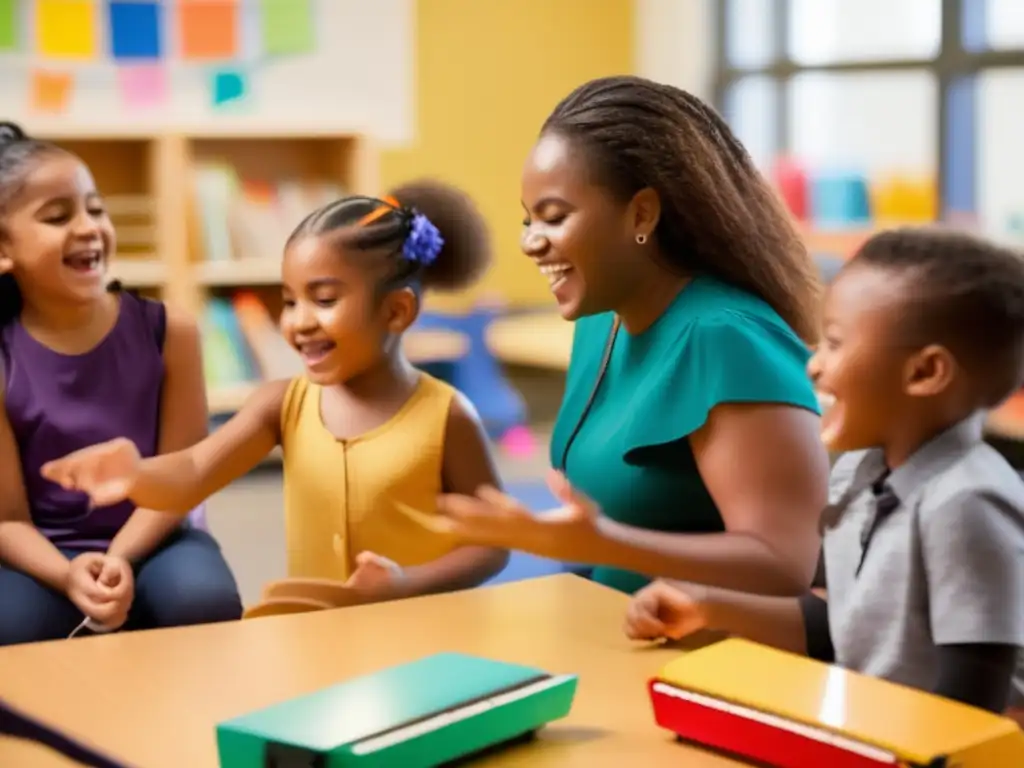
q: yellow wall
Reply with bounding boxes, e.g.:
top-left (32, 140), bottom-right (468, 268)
top-left (381, 0), bottom-right (634, 310)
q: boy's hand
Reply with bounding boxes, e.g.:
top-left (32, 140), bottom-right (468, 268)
top-left (624, 579), bottom-right (710, 641)
top-left (41, 437), bottom-right (142, 508)
top-left (344, 551), bottom-right (406, 601)
top-left (66, 553), bottom-right (134, 630)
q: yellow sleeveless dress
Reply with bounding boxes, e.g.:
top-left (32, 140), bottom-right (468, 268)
top-left (279, 373), bottom-right (458, 581)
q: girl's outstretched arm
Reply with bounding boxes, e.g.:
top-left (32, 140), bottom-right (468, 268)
top-left (397, 392), bottom-right (509, 597)
top-left (43, 379), bottom-right (290, 516)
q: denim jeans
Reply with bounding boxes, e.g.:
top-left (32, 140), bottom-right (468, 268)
top-left (0, 527), bottom-right (242, 646)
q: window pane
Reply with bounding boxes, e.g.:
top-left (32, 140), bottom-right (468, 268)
top-left (943, 77), bottom-right (976, 218)
top-left (725, 0), bottom-right (776, 69)
top-left (788, 0), bottom-right (940, 65)
top-left (788, 71), bottom-right (938, 224)
top-left (977, 70), bottom-right (1024, 242)
top-left (789, 71), bottom-right (936, 175)
top-left (723, 76), bottom-right (779, 171)
top-left (964, 0), bottom-right (1024, 51)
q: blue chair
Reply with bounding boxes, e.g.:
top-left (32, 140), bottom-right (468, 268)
top-left (414, 308), bottom-right (528, 440)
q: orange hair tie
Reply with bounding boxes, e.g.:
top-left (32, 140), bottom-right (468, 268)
top-left (357, 195), bottom-right (401, 227)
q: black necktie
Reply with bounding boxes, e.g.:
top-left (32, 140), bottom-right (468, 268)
top-left (855, 477), bottom-right (900, 577)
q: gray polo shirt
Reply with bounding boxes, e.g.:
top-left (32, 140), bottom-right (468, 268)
top-left (822, 414), bottom-right (1024, 706)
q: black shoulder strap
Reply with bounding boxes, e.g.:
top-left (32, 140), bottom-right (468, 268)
top-left (556, 315), bottom-right (621, 470)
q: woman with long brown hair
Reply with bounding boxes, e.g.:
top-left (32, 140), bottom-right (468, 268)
top-left (431, 76), bottom-right (829, 596)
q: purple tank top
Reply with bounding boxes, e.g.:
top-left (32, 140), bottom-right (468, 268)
top-left (0, 292), bottom-right (165, 549)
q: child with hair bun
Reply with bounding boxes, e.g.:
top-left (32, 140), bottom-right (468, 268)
top-left (44, 180), bottom-right (509, 612)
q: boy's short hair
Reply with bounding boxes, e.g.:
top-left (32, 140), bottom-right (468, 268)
top-left (849, 227), bottom-right (1024, 407)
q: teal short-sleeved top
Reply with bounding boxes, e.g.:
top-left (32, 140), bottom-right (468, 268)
top-left (550, 276), bottom-right (820, 594)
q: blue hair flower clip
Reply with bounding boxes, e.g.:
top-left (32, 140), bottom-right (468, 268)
top-left (403, 212), bottom-right (444, 266)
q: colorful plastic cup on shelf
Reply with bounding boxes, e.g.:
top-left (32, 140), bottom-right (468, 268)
top-left (872, 175), bottom-right (938, 223)
top-left (772, 157), bottom-right (809, 220)
top-left (810, 173), bottom-right (871, 228)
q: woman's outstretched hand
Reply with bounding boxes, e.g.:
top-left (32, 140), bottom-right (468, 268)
top-left (405, 470), bottom-right (605, 562)
top-left (41, 437), bottom-right (142, 508)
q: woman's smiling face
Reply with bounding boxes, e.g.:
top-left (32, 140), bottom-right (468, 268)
top-left (519, 132), bottom-right (638, 321)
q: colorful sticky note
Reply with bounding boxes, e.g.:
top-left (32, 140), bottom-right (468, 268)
top-left (108, 1), bottom-right (162, 60)
top-left (31, 71), bottom-right (73, 114)
top-left (0, 0), bottom-right (18, 52)
top-left (178, 0), bottom-right (238, 60)
top-left (260, 0), bottom-right (314, 56)
top-left (36, 0), bottom-right (97, 59)
top-left (211, 69), bottom-right (247, 108)
top-left (118, 65), bottom-right (167, 110)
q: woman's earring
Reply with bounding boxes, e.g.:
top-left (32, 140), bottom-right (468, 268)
top-left (635, 233), bottom-right (647, 245)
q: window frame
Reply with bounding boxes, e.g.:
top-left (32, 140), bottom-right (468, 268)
top-left (712, 0), bottom-right (1024, 218)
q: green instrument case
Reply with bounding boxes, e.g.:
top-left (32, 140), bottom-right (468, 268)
top-left (216, 652), bottom-right (578, 767)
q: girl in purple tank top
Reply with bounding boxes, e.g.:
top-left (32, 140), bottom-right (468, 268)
top-left (0, 122), bottom-right (241, 645)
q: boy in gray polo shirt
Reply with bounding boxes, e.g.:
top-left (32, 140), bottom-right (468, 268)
top-left (624, 228), bottom-right (1024, 716)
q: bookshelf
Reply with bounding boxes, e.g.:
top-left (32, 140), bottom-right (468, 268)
top-left (187, 135), bottom-right (375, 287)
top-left (39, 128), bottom-right (379, 418)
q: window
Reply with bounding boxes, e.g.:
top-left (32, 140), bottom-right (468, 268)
top-left (787, 71), bottom-right (937, 177)
top-left (714, 0), bottom-right (1024, 438)
top-left (965, 0), bottom-right (1024, 51)
top-left (725, 0), bottom-right (776, 69)
top-left (788, 0), bottom-right (941, 64)
top-left (976, 70), bottom-right (1024, 237)
top-left (714, 0), bottom-right (1024, 238)
top-left (723, 76), bottom-right (779, 170)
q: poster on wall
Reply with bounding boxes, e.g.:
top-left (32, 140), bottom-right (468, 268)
top-left (0, 0), bottom-right (413, 143)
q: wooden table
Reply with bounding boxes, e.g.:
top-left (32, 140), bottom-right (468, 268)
top-left (485, 313), bottom-right (572, 370)
top-left (0, 575), bottom-right (745, 767)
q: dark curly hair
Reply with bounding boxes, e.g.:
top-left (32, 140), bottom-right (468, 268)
top-left (0, 121), bottom-right (66, 327)
top-left (542, 76), bottom-right (821, 343)
top-left (851, 227), bottom-right (1024, 407)
top-left (287, 179), bottom-right (491, 295)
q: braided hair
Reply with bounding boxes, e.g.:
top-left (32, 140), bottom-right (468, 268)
top-left (541, 76), bottom-right (821, 343)
top-left (287, 179), bottom-right (491, 295)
